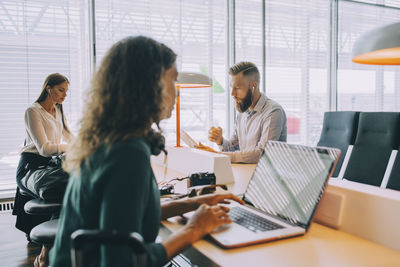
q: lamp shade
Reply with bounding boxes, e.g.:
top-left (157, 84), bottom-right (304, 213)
top-left (174, 72), bottom-right (212, 147)
top-left (352, 22), bottom-right (400, 65)
top-left (176, 72), bottom-right (213, 87)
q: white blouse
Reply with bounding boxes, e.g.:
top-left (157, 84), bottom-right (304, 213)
top-left (21, 102), bottom-right (74, 157)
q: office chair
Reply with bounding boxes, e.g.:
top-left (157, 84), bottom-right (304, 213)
top-left (29, 218), bottom-right (59, 245)
top-left (71, 229), bottom-right (148, 267)
top-left (317, 111), bottom-right (360, 177)
top-left (24, 198), bottom-right (61, 267)
top-left (19, 191), bottom-right (62, 267)
top-left (24, 198), bottom-right (62, 215)
top-left (14, 171), bottom-right (56, 240)
top-left (24, 199), bottom-right (61, 243)
top-left (343, 112), bottom-right (400, 186)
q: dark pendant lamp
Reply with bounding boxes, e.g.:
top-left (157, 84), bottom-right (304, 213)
top-left (352, 22), bottom-right (400, 65)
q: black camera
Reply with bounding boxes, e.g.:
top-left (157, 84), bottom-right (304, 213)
top-left (188, 172), bottom-right (216, 187)
top-left (159, 184), bottom-right (174, 195)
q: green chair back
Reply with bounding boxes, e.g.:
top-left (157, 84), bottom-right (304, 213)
top-left (317, 111), bottom-right (360, 177)
top-left (344, 112), bottom-right (400, 186)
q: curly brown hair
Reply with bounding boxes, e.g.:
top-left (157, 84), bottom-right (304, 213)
top-left (64, 36), bottom-right (176, 172)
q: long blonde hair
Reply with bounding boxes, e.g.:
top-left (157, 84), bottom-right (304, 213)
top-left (36, 73), bottom-right (71, 134)
top-left (64, 36), bottom-right (176, 173)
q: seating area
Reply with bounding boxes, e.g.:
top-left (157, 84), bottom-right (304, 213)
top-left (317, 111), bottom-right (400, 190)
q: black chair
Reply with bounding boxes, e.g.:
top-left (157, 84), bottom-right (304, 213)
top-left (23, 199), bottom-right (61, 267)
top-left (30, 218), bottom-right (59, 245)
top-left (24, 199), bottom-right (61, 249)
top-left (343, 112), bottom-right (400, 186)
top-left (13, 181), bottom-right (55, 240)
top-left (20, 170), bottom-right (62, 246)
top-left (71, 229), bottom-right (148, 267)
top-left (317, 111), bottom-right (360, 177)
top-left (386, 149), bottom-right (400, 191)
top-left (24, 198), bottom-right (62, 216)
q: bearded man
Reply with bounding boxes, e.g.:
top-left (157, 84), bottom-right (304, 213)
top-left (207, 62), bottom-right (287, 163)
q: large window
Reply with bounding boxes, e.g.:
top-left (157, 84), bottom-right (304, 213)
top-left (235, 0), bottom-right (330, 146)
top-left (1, 0), bottom-right (400, 189)
top-left (235, 0), bottom-right (264, 82)
top-left (337, 0), bottom-right (400, 112)
top-left (95, 0), bottom-right (228, 147)
top-left (263, 0), bottom-right (330, 145)
top-left (0, 0), bottom-right (90, 188)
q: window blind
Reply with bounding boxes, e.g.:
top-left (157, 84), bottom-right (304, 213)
top-left (95, 0), bottom-right (228, 147)
top-left (269, 0), bottom-right (330, 145)
top-left (337, 0), bottom-right (400, 112)
top-left (2, 0), bottom-right (400, 189)
top-left (0, 0), bottom-right (90, 186)
top-left (236, 0), bottom-right (330, 145)
top-left (235, 0), bottom-right (264, 80)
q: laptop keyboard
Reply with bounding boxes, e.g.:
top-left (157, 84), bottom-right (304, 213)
top-left (229, 206), bottom-right (284, 233)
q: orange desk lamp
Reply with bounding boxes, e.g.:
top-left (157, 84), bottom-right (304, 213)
top-left (175, 72), bottom-right (212, 147)
top-left (352, 22), bottom-right (400, 65)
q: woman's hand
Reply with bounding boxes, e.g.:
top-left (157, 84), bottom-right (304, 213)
top-left (179, 194), bottom-right (244, 243)
top-left (185, 204), bottom-right (232, 242)
top-left (162, 203), bottom-right (233, 259)
top-left (161, 193), bottom-right (243, 220)
top-left (193, 193), bottom-right (245, 207)
top-left (161, 194), bottom-right (244, 259)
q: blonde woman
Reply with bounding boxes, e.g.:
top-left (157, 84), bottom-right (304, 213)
top-left (49, 36), bottom-right (243, 267)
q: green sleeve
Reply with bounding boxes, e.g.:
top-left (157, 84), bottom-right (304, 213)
top-left (98, 145), bottom-right (167, 267)
top-left (145, 243), bottom-right (168, 267)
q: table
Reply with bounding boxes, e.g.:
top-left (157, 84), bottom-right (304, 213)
top-left (152, 161), bottom-right (400, 267)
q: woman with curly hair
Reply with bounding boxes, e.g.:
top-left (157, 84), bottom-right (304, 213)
top-left (49, 36), bottom-right (243, 267)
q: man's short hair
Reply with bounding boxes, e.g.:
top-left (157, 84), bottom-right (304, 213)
top-left (229, 61), bottom-right (260, 83)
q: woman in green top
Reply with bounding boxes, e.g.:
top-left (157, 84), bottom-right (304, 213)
top-left (49, 36), bottom-right (243, 267)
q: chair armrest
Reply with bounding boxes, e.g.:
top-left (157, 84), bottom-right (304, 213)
top-left (24, 198), bottom-right (62, 215)
top-left (70, 229), bottom-right (148, 267)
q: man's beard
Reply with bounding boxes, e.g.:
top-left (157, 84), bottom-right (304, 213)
top-left (236, 87), bottom-right (253, 113)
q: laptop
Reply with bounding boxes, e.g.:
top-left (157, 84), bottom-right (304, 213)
top-left (207, 141), bottom-right (340, 248)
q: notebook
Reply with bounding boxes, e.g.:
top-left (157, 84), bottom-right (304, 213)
top-left (207, 141), bottom-right (340, 248)
top-left (180, 130), bottom-right (197, 148)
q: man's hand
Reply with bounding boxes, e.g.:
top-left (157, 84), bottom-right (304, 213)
top-left (196, 142), bottom-right (218, 153)
top-left (208, 126), bottom-right (223, 145)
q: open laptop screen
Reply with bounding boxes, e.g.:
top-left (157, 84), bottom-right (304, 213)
top-left (243, 141), bottom-right (337, 228)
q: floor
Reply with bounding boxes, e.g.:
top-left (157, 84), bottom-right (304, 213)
top-left (0, 211), bottom-right (41, 267)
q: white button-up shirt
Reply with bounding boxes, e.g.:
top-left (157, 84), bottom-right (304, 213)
top-left (21, 102), bottom-right (74, 157)
top-left (219, 93), bottom-right (287, 163)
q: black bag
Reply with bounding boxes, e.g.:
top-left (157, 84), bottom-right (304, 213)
top-left (20, 155), bottom-right (69, 202)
